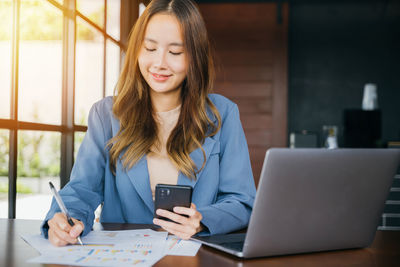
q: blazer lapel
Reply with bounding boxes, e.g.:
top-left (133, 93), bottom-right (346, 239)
top-left (124, 156), bottom-right (154, 213)
top-left (121, 137), bottom-right (217, 211)
top-left (178, 106), bottom-right (219, 187)
top-left (178, 136), bottom-right (217, 188)
top-left (122, 105), bottom-right (218, 209)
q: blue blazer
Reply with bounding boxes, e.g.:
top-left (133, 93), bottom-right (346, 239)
top-left (42, 94), bottom-right (256, 237)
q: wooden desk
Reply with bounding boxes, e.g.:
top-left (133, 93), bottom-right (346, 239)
top-left (1, 218), bottom-right (400, 267)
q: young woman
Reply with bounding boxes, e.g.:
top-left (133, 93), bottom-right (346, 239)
top-left (43, 0), bottom-right (256, 246)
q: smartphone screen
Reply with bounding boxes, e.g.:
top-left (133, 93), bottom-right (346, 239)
top-left (154, 184), bottom-right (193, 221)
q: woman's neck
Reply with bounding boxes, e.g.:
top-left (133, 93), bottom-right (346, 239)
top-left (150, 89), bottom-right (182, 112)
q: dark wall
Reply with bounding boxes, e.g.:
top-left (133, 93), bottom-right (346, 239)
top-left (288, 0), bottom-right (400, 146)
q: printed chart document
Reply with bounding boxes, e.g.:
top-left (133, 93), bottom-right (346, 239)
top-left (21, 229), bottom-right (202, 266)
top-left (23, 230), bottom-right (167, 267)
top-left (28, 244), bottom-right (163, 266)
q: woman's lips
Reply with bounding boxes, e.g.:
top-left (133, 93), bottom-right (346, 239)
top-left (151, 72), bottom-right (171, 82)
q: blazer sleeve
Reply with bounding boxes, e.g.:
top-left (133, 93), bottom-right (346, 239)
top-left (197, 104), bottom-right (256, 235)
top-left (41, 103), bottom-right (107, 238)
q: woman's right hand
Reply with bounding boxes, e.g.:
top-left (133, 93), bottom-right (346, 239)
top-left (47, 212), bottom-right (84, 247)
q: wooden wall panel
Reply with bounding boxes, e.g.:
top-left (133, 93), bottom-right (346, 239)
top-left (216, 66), bottom-right (273, 82)
top-left (214, 50), bottom-right (274, 66)
top-left (214, 82), bottom-right (272, 97)
top-left (199, 3), bottom-right (288, 186)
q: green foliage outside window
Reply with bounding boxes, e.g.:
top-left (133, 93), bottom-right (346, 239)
top-left (0, 131), bottom-right (60, 178)
top-left (0, 181), bottom-right (33, 194)
top-left (17, 131), bottom-right (61, 178)
top-left (0, 132), bottom-right (8, 177)
top-left (0, 0), bottom-right (103, 41)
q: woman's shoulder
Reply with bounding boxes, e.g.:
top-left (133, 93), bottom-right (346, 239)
top-left (92, 96), bottom-right (114, 117)
top-left (90, 96), bottom-right (118, 134)
top-left (88, 96), bottom-right (120, 140)
top-left (208, 93), bottom-right (237, 116)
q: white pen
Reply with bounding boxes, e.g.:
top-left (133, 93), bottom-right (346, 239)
top-left (49, 182), bottom-right (84, 246)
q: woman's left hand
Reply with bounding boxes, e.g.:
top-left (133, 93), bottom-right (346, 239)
top-left (153, 203), bottom-right (203, 240)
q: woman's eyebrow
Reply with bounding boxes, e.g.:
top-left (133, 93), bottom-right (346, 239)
top-left (144, 38), bottom-right (183, 47)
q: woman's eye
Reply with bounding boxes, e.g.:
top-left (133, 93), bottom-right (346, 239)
top-left (145, 47), bottom-right (156, 52)
top-left (169, 51), bottom-right (183, 56)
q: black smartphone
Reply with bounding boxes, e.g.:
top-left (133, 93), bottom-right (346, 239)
top-left (154, 184), bottom-right (193, 221)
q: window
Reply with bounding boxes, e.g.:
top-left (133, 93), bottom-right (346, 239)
top-left (75, 16), bottom-right (104, 125)
top-left (18, 0), bottom-right (63, 125)
top-left (0, 129), bottom-right (9, 218)
top-left (0, 0), bottom-right (12, 119)
top-left (0, 0), bottom-right (125, 219)
top-left (16, 131), bottom-right (61, 219)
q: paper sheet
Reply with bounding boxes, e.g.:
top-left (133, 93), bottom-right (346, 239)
top-left (82, 229), bottom-right (168, 245)
top-left (165, 235), bottom-right (201, 256)
top-left (21, 229), bottom-right (167, 253)
top-left (21, 229), bottom-right (202, 266)
top-left (27, 244), bottom-right (164, 266)
top-left (21, 233), bottom-right (59, 255)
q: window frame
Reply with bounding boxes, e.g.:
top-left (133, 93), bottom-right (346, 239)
top-left (0, 0), bottom-right (128, 219)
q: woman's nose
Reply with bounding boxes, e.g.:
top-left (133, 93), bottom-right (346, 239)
top-left (153, 50), bottom-right (168, 68)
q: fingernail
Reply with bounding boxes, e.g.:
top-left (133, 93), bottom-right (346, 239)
top-left (153, 218), bottom-right (159, 224)
top-left (156, 209), bottom-right (162, 215)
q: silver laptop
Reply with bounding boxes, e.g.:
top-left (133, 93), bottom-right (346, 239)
top-left (193, 148), bottom-right (400, 258)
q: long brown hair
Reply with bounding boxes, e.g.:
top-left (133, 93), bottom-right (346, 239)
top-left (108, 0), bottom-right (221, 179)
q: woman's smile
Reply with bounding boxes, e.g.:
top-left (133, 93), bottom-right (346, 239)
top-left (151, 72), bottom-right (172, 82)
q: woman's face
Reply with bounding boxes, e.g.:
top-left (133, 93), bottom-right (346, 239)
top-left (138, 13), bottom-right (188, 98)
